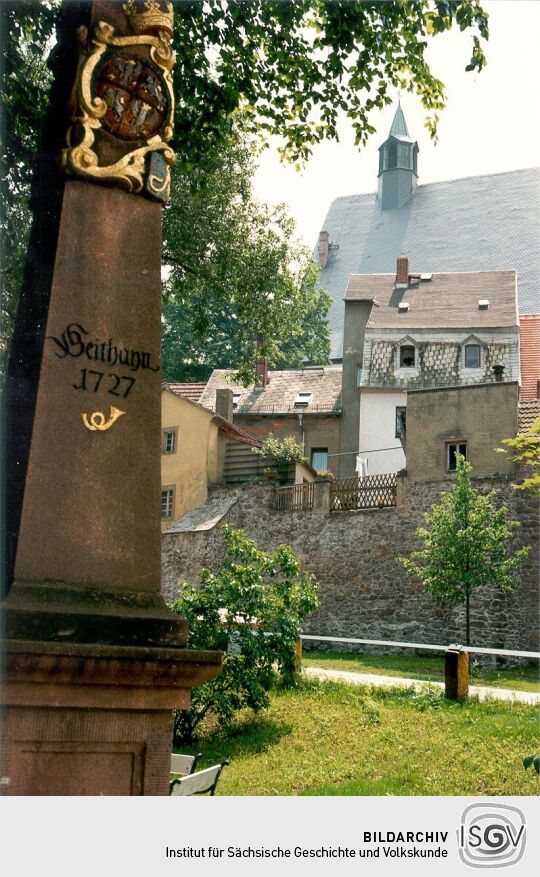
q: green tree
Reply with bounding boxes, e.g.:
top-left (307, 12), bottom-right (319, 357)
top-left (0, 0), bottom-right (58, 365)
top-left (398, 456), bottom-right (529, 645)
top-left (1, 1), bottom-right (489, 370)
top-left (498, 417), bottom-right (540, 495)
top-left (162, 135), bottom-right (332, 384)
top-left (169, 526), bottom-right (319, 743)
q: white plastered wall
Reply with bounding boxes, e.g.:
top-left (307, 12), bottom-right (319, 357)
top-left (358, 390), bottom-right (407, 475)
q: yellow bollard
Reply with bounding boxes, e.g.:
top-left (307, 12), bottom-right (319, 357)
top-left (445, 647), bottom-right (469, 699)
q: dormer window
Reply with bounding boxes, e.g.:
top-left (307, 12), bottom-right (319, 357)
top-left (464, 344), bottom-right (481, 369)
top-left (232, 392), bottom-right (242, 409)
top-left (294, 392), bottom-right (312, 408)
top-left (399, 345), bottom-right (416, 368)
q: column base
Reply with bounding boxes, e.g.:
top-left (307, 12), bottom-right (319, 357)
top-left (1, 639), bottom-right (223, 795)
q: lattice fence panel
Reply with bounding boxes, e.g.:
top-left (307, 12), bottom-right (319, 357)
top-left (330, 473), bottom-right (397, 511)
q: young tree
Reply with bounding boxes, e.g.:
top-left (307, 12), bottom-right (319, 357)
top-left (398, 456), bottom-right (529, 645)
top-left (169, 526), bottom-right (319, 743)
top-left (162, 136), bottom-right (332, 383)
top-left (498, 417), bottom-right (540, 495)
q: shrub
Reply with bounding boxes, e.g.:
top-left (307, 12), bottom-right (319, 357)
top-left (253, 433), bottom-right (307, 483)
top-left (170, 526), bottom-right (319, 743)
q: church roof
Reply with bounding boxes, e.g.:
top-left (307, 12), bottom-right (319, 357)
top-left (319, 166), bottom-right (540, 358)
top-left (345, 270), bottom-right (518, 330)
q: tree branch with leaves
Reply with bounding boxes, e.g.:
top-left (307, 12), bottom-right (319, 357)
top-left (497, 416), bottom-right (540, 495)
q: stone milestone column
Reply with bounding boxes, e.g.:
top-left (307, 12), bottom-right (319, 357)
top-left (1, 0), bottom-right (222, 796)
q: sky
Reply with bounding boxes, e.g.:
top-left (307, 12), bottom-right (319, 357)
top-left (253, 0), bottom-right (540, 251)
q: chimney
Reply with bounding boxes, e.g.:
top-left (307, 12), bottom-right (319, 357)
top-left (255, 334), bottom-right (268, 387)
top-left (318, 230), bottom-right (330, 269)
top-left (396, 253), bottom-right (409, 286)
top-left (215, 389), bottom-right (233, 422)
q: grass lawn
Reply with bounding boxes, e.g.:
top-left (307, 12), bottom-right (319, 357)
top-left (177, 678), bottom-right (540, 796)
top-left (302, 650), bottom-right (540, 693)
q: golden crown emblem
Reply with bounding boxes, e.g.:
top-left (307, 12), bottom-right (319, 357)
top-left (123, 0), bottom-right (174, 36)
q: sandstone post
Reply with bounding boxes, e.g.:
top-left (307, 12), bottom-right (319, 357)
top-left (1, 0), bottom-right (222, 796)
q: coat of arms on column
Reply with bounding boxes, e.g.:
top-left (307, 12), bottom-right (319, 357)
top-left (62, 1), bottom-right (175, 203)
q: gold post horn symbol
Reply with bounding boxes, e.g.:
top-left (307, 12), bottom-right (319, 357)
top-left (81, 406), bottom-right (126, 431)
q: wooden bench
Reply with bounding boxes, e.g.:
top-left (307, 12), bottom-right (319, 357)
top-left (169, 761), bottom-right (228, 797)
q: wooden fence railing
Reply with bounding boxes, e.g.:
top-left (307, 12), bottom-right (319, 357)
top-left (330, 473), bottom-right (397, 511)
top-left (272, 482), bottom-right (315, 511)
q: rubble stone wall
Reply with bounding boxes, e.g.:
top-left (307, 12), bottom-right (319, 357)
top-left (162, 477), bottom-right (539, 654)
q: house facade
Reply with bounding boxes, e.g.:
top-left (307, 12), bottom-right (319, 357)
top-left (341, 261), bottom-right (520, 475)
top-left (316, 106), bottom-right (539, 361)
top-left (198, 366), bottom-right (343, 475)
top-left (405, 382), bottom-right (519, 481)
top-left (161, 385), bottom-right (259, 528)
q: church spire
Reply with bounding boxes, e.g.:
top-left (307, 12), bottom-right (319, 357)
top-left (389, 103), bottom-right (410, 139)
top-left (377, 103), bottom-right (419, 210)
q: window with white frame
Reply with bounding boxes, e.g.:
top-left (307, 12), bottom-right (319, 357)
top-left (446, 441), bottom-right (467, 472)
top-left (464, 344), bottom-right (481, 368)
top-left (162, 427), bottom-right (177, 454)
top-left (161, 487), bottom-right (175, 519)
top-left (294, 392), bottom-right (312, 408)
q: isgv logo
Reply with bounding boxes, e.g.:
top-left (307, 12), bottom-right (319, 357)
top-left (458, 803), bottom-right (526, 868)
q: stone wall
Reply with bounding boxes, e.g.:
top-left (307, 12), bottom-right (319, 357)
top-left (161, 477), bottom-right (539, 653)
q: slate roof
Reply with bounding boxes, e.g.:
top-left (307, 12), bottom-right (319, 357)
top-left (199, 367), bottom-right (342, 415)
top-left (319, 167), bottom-right (540, 358)
top-left (519, 315), bottom-right (540, 400)
top-left (345, 270), bottom-right (518, 330)
top-left (518, 400), bottom-right (540, 434)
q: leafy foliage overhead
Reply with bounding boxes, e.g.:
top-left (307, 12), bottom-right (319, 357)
top-left (1, 1), bottom-right (489, 375)
top-left (0, 1), bottom-right (58, 362)
top-left (172, 0), bottom-right (489, 168)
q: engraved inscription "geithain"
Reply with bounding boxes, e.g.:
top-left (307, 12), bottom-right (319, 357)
top-left (48, 323), bottom-right (159, 373)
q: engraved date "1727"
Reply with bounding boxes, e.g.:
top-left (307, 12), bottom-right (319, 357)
top-left (73, 368), bottom-right (135, 398)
